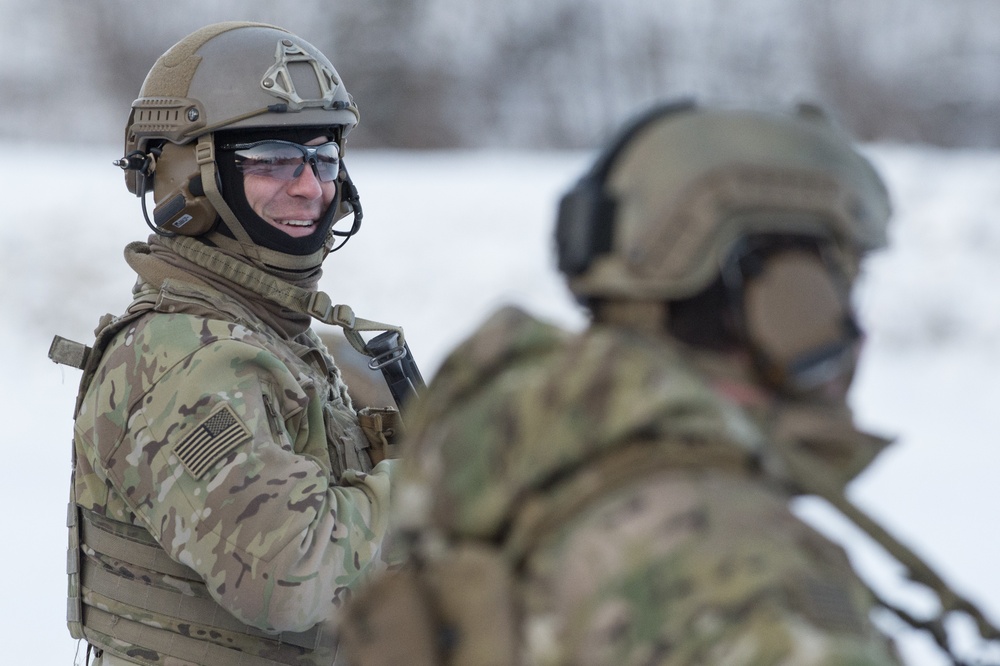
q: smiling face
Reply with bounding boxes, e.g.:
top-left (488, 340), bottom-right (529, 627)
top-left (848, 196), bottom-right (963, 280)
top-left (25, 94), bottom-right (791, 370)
top-left (241, 136), bottom-right (338, 238)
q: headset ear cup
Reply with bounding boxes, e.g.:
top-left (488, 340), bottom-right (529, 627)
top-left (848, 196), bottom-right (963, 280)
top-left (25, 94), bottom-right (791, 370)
top-left (555, 180), bottom-right (615, 276)
top-left (151, 143), bottom-right (218, 236)
top-left (152, 182), bottom-right (217, 235)
top-left (741, 251), bottom-right (858, 392)
top-left (556, 98), bottom-right (697, 280)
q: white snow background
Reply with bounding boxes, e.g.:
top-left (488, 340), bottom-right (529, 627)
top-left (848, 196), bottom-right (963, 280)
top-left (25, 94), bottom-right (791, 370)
top-left (1, 140), bottom-right (998, 665)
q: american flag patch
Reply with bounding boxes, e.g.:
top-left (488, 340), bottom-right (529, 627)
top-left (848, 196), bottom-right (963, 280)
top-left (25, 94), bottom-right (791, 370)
top-left (174, 403), bottom-right (252, 479)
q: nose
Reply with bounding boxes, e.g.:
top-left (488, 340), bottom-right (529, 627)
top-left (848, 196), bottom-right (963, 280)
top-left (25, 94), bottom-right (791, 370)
top-left (286, 160), bottom-right (324, 198)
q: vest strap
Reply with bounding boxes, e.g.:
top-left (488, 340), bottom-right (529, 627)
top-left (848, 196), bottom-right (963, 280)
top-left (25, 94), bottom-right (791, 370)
top-left (83, 606), bottom-right (309, 666)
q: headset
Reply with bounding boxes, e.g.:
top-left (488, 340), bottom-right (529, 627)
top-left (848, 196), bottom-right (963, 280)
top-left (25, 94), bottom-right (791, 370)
top-left (556, 99), bottom-right (862, 396)
top-left (117, 138), bottom-right (225, 238)
top-left (555, 99), bottom-right (696, 277)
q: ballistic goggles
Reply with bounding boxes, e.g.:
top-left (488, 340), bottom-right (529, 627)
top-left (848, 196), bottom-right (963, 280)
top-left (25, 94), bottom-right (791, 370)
top-left (227, 140), bottom-right (341, 182)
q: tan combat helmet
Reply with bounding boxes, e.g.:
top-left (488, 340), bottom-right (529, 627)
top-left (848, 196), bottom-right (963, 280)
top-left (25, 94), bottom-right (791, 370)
top-left (556, 101), bottom-right (890, 301)
top-left (118, 22), bottom-right (361, 271)
top-left (556, 101), bottom-right (893, 394)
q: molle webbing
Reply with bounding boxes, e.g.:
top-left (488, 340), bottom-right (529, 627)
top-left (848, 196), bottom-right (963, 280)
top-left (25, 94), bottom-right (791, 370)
top-left (74, 507), bottom-right (327, 666)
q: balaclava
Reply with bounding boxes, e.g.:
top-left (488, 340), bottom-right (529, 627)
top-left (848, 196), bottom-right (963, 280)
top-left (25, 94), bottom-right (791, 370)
top-left (214, 126), bottom-right (341, 257)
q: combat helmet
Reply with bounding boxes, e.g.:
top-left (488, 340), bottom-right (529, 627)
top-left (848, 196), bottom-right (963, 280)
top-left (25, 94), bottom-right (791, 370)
top-left (118, 21), bottom-right (362, 272)
top-left (556, 101), bottom-right (892, 394)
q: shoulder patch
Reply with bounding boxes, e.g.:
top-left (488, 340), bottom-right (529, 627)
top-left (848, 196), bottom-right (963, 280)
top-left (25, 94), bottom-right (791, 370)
top-left (174, 403), bottom-right (252, 479)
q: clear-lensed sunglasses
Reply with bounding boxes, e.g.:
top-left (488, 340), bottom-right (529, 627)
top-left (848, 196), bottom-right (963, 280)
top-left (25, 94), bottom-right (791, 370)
top-left (226, 140), bottom-right (341, 182)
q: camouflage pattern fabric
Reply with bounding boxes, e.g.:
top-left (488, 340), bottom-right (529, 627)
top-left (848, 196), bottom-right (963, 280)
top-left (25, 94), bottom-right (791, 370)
top-left (387, 305), bottom-right (901, 665)
top-left (71, 264), bottom-right (396, 665)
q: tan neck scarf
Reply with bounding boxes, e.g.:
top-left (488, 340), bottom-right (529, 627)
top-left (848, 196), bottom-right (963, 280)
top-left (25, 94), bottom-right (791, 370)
top-left (127, 235), bottom-right (318, 340)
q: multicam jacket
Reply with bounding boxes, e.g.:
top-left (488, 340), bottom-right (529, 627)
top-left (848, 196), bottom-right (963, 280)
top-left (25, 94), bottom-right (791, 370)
top-left (65, 243), bottom-right (395, 666)
top-left (341, 305), bottom-right (902, 666)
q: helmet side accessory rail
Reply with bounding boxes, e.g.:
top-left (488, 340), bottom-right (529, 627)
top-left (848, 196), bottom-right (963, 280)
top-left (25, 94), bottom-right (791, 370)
top-left (114, 145), bottom-right (177, 237)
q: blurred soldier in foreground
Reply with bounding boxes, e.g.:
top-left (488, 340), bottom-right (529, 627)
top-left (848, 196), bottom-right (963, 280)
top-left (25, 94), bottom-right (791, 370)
top-left (339, 102), bottom-right (1000, 664)
top-left (49, 22), bottom-right (413, 666)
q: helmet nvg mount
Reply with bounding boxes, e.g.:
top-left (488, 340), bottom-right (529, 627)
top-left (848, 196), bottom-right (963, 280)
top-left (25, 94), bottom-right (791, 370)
top-left (118, 21), bottom-right (361, 271)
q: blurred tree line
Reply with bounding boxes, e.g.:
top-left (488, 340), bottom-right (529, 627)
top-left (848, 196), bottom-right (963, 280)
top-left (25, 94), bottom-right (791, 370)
top-left (4, 0), bottom-right (1000, 149)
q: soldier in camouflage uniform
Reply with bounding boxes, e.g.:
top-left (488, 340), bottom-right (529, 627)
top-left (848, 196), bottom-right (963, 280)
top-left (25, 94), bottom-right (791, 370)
top-left (338, 102), bottom-right (1000, 665)
top-left (50, 22), bottom-right (407, 666)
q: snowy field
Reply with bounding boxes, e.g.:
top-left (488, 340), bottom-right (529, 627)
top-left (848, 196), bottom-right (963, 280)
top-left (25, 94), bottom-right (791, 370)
top-left (1, 140), bottom-right (998, 665)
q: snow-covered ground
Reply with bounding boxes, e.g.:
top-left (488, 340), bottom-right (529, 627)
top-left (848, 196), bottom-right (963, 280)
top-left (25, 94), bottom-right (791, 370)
top-left (1, 140), bottom-right (998, 665)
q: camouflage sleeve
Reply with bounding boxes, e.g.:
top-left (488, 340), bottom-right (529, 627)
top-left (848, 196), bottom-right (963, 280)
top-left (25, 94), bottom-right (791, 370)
top-left (89, 332), bottom-right (397, 634)
top-left (520, 471), bottom-right (901, 665)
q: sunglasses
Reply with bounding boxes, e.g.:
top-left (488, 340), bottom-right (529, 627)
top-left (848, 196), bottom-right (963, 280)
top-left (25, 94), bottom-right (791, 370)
top-left (226, 140), bottom-right (341, 182)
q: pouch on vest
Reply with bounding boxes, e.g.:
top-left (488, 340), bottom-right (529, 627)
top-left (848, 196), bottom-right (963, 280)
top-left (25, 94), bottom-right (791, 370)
top-left (338, 568), bottom-right (440, 666)
top-left (340, 543), bottom-right (517, 666)
top-left (357, 406), bottom-right (403, 464)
